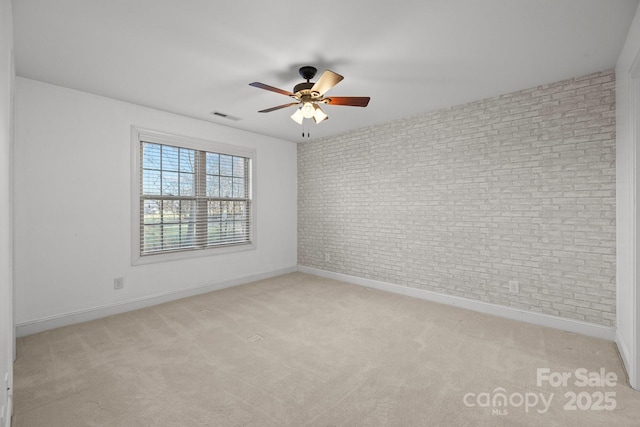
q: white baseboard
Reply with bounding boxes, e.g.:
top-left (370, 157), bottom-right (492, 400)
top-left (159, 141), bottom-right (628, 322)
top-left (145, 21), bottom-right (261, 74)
top-left (298, 265), bottom-right (616, 341)
top-left (17, 265), bottom-right (617, 342)
top-left (615, 330), bottom-right (633, 385)
top-left (15, 266), bottom-right (298, 337)
top-left (4, 394), bottom-right (11, 427)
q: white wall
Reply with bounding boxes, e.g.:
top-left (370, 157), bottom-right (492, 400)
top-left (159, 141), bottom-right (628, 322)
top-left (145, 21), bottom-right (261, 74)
top-left (616, 2), bottom-right (640, 391)
top-left (13, 78), bottom-right (297, 334)
top-left (0, 0), bottom-right (14, 424)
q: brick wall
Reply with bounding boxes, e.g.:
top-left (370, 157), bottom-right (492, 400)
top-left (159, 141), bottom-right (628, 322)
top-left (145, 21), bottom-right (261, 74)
top-left (298, 69), bottom-right (616, 326)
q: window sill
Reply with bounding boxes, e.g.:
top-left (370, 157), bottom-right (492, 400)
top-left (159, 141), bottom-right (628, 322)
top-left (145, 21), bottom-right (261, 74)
top-left (132, 242), bottom-right (256, 265)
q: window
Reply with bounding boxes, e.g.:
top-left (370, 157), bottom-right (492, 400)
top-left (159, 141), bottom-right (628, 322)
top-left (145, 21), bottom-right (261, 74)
top-left (132, 128), bottom-right (255, 264)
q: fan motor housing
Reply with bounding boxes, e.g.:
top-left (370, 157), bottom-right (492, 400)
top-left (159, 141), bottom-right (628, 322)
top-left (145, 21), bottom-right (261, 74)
top-left (293, 82), bottom-right (314, 95)
top-left (293, 82), bottom-right (323, 101)
top-left (294, 66), bottom-right (322, 99)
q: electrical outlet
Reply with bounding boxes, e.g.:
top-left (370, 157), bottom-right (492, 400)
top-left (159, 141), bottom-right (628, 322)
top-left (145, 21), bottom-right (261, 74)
top-left (324, 253), bottom-right (331, 262)
top-left (509, 279), bottom-right (520, 293)
top-left (114, 277), bottom-right (124, 290)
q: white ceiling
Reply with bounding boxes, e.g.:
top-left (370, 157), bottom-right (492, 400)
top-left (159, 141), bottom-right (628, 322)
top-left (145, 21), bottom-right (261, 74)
top-left (12, 0), bottom-right (640, 143)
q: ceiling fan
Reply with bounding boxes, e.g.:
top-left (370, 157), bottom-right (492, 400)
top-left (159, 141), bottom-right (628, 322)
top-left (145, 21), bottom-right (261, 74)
top-left (249, 66), bottom-right (370, 125)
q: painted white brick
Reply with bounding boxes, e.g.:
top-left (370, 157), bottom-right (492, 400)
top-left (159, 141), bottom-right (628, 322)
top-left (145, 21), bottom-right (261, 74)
top-left (298, 69), bottom-right (616, 326)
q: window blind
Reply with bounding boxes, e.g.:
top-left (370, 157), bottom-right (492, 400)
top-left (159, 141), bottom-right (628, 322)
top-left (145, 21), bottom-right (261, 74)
top-left (140, 141), bottom-right (251, 255)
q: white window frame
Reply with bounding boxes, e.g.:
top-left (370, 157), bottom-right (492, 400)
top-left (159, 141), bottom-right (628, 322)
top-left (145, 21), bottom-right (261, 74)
top-left (131, 127), bottom-right (256, 265)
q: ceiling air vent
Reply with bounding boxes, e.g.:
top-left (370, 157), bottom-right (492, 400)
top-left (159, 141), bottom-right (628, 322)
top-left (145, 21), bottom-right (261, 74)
top-left (210, 111), bottom-right (241, 121)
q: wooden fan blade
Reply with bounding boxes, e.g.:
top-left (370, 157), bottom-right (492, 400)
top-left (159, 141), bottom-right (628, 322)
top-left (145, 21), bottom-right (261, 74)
top-left (310, 70), bottom-right (344, 96)
top-left (249, 82), bottom-right (295, 97)
top-left (258, 102), bottom-right (299, 113)
top-left (325, 96), bottom-right (370, 107)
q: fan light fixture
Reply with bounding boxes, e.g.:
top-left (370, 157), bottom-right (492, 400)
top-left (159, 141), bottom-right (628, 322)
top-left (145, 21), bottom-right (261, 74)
top-left (301, 102), bottom-right (315, 118)
top-left (291, 103), bottom-right (328, 125)
top-left (290, 108), bottom-right (304, 125)
top-left (313, 105), bottom-right (328, 123)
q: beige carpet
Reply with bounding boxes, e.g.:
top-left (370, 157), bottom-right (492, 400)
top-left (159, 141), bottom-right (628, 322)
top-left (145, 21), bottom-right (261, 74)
top-left (12, 272), bottom-right (640, 426)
